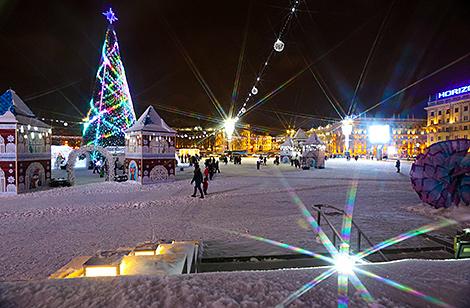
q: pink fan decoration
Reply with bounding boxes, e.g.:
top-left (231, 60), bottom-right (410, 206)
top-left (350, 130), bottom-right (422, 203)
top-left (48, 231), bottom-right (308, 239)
top-left (410, 139), bottom-right (470, 208)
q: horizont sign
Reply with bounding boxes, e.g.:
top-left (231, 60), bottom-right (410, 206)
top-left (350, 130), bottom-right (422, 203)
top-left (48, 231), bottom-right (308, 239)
top-left (436, 84), bottom-right (470, 99)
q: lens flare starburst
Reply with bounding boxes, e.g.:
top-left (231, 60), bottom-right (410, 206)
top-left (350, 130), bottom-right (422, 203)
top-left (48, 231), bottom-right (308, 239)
top-left (235, 174), bottom-right (457, 307)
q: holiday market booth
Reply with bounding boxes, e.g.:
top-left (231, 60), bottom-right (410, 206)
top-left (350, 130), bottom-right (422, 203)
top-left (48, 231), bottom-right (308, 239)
top-left (301, 132), bottom-right (326, 169)
top-left (125, 106), bottom-right (177, 184)
top-left (0, 89), bottom-right (51, 194)
top-left (279, 137), bottom-right (295, 164)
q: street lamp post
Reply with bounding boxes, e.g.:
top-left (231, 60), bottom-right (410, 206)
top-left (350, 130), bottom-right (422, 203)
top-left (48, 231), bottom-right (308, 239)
top-left (224, 118), bottom-right (237, 151)
top-left (341, 117), bottom-right (353, 154)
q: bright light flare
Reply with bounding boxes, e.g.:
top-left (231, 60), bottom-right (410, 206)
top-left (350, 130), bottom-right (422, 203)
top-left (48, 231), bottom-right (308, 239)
top-left (334, 253), bottom-right (356, 275)
top-left (224, 118), bottom-right (237, 141)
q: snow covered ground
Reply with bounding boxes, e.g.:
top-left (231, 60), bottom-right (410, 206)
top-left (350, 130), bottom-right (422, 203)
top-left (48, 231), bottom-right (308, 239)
top-left (0, 157), bottom-right (469, 306)
top-left (0, 259), bottom-right (469, 307)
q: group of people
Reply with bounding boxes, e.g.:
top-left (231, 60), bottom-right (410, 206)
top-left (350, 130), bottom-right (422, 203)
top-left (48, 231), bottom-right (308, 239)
top-left (290, 155), bottom-right (301, 168)
top-left (232, 155), bottom-right (242, 164)
top-left (190, 157), bottom-right (220, 198)
top-left (92, 158), bottom-right (107, 177)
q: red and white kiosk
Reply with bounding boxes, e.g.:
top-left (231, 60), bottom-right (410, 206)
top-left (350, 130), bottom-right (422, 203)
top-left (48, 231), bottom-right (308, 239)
top-left (0, 89), bottom-right (51, 194)
top-left (124, 106), bottom-right (176, 184)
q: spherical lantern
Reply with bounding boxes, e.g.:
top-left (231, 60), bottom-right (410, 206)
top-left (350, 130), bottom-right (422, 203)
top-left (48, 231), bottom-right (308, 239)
top-left (274, 39), bottom-right (285, 52)
top-left (251, 87), bottom-right (258, 95)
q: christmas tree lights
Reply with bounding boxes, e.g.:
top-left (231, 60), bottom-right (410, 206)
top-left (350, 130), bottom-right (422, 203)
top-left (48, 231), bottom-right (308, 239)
top-left (82, 8), bottom-right (136, 147)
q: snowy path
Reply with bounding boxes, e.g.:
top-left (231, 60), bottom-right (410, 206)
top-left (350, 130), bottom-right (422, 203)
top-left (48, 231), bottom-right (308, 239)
top-left (0, 158), bottom-right (463, 281)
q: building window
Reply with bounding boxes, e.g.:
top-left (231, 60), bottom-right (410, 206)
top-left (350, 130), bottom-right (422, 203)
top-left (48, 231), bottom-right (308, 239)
top-left (455, 108), bottom-right (459, 112)
top-left (446, 136), bottom-right (450, 140)
top-left (446, 118), bottom-right (450, 123)
top-left (438, 136), bottom-right (441, 141)
top-left (446, 127), bottom-right (450, 132)
top-left (430, 111), bottom-right (434, 116)
top-left (438, 110), bottom-right (442, 115)
top-left (430, 137), bottom-right (434, 142)
top-left (464, 126), bottom-right (468, 130)
top-left (465, 116), bottom-right (469, 121)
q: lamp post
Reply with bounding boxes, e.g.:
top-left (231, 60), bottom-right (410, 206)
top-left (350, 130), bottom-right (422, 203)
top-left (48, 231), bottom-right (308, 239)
top-left (224, 118), bottom-right (237, 151)
top-left (341, 117), bottom-right (353, 154)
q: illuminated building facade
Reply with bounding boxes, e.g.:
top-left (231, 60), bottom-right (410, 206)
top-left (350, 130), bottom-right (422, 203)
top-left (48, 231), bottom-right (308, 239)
top-left (425, 87), bottom-right (470, 144)
top-left (175, 125), bottom-right (279, 154)
top-left (310, 116), bottom-right (427, 158)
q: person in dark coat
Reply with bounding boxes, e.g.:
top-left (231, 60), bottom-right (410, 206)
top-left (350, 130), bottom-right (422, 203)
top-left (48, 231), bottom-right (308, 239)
top-left (191, 164), bottom-right (204, 198)
top-left (215, 160), bottom-right (220, 173)
top-left (395, 159), bottom-right (401, 173)
top-left (263, 156), bottom-right (267, 166)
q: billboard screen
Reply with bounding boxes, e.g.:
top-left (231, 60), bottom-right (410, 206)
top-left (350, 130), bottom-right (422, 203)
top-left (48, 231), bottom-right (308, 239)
top-left (368, 125), bottom-right (391, 144)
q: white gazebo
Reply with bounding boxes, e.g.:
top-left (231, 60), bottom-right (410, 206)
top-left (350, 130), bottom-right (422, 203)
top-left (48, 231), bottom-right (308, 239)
top-left (124, 106), bottom-right (177, 184)
top-left (279, 137), bottom-right (294, 164)
top-left (301, 132), bottom-right (326, 169)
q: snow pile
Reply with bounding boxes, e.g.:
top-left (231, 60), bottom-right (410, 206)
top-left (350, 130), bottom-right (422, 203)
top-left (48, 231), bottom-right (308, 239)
top-left (0, 259), bottom-right (469, 307)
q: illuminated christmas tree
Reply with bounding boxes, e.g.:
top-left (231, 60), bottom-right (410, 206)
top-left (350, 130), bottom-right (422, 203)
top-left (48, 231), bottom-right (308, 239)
top-left (82, 8), bottom-right (136, 147)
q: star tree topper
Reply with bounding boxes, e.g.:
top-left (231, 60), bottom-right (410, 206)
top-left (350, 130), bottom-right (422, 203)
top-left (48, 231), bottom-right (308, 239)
top-left (103, 8), bottom-right (118, 24)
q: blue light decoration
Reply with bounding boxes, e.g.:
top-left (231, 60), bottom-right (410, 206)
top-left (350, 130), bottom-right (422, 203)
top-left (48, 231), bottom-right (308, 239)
top-left (82, 8), bottom-right (136, 148)
top-left (102, 8), bottom-right (118, 24)
top-left (436, 84), bottom-right (470, 100)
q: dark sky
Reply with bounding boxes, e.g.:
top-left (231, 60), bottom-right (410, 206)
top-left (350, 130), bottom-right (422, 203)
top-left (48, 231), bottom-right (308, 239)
top-left (0, 0), bottom-right (469, 134)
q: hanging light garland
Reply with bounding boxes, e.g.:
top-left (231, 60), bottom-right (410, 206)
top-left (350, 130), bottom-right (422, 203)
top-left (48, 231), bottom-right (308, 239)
top-left (235, 0), bottom-right (300, 120)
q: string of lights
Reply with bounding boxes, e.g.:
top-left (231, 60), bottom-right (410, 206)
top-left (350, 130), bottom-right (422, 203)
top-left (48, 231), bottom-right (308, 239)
top-left (234, 0), bottom-right (300, 121)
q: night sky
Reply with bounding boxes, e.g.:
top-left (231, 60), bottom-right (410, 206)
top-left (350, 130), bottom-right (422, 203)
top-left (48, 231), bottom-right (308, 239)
top-left (0, 0), bottom-right (469, 134)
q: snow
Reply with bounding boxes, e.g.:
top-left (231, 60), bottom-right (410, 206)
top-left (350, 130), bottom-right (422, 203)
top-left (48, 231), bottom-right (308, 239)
top-left (0, 259), bottom-right (469, 307)
top-left (0, 158), bottom-right (469, 305)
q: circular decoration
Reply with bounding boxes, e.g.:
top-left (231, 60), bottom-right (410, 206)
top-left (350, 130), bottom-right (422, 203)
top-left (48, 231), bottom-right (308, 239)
top-left (144, 170), bottom-right (149, 176)
top-left (7, 176), bottom-right (15, 184)
top-left (7, 135), bottom-right (14, 142)
top-left (410, 139), bottom-right (470, 208)
top-left (8, 169), bottom-right (13, 173)
top-left (46, 172), bottom-right (50, 178)
top-left (150, 165), bottom-right (169, 181)
top-left (251, 87), bottom-right (258, 95)
top-left (274, 39), bottom-right (284, 52)
top-left (19, 176), bottom-right (24, 183)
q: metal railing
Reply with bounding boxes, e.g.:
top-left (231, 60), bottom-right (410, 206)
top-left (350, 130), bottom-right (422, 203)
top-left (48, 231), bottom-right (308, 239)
top-left (311, 204), bottom-right (388, 261)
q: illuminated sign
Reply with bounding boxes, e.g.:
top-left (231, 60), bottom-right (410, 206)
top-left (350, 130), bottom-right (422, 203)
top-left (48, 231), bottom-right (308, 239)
top-left (437, 85), bottom-right (470, 99)
top-left (368, 125), bottom-right (390, 144)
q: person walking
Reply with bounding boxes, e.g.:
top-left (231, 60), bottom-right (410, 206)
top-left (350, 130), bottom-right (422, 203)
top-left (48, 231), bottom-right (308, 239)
top-left (263, 156), bottom-right (267, 166)
top-left (215, 160), bottom-right (220, 173)
top-left (395, 159), bottom-right (401, 173)
top-left (209, 161), bottom-right (215, 180)
top-left (203, 165), bottom-right (209, 195)
top-left (256, 158), bottom-right (261, 170)
top-left (191, 164), bottom-right (204, 198)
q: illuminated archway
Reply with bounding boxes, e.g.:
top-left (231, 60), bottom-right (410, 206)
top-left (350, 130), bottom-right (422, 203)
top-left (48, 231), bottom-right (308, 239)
top-left (66, 145), bottom-right (115, 185)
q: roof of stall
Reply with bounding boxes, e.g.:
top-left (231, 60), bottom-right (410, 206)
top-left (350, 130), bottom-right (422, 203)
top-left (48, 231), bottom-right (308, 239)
top-left (280, 137), bottom-right (294, 147)
top-left (304, 132), bottom-right (324, 145)
top-left (0, 89), bottom-right (49, 127)
top-left (292, 128), bottom-right (307, 140)
top-left (126, 105), bottom-right (176, 134)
